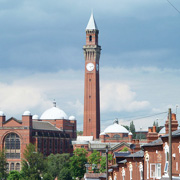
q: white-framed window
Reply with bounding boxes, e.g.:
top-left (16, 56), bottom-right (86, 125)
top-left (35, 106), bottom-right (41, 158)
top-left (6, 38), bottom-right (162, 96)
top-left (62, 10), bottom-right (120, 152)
top-left (150, 163), bottom-right (161, 179)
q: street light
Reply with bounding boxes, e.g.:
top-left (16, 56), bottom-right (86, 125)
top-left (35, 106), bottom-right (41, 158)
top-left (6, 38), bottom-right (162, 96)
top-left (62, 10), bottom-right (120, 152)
top-left (85, 163), bottom-right (90, 173)
top-left (106, 145), bottom-right (108, 180)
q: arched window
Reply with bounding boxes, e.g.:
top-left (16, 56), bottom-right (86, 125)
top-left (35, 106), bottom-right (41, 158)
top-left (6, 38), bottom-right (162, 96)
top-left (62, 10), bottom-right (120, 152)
top-left (4, 133), bottom-right (20, 159)
top-left (15, 163), bottom-right (20, 171)
top-left (10, 163), bottom-right (14, 171)
top-left (89, 35), bottom-right (92, 42)
top-left (113, 134), bottom-right (120, 139)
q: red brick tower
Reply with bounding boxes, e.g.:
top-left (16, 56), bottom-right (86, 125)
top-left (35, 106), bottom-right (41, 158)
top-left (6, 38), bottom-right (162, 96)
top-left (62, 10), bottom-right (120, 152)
top-left (83, 13), bottom-right (101, 139)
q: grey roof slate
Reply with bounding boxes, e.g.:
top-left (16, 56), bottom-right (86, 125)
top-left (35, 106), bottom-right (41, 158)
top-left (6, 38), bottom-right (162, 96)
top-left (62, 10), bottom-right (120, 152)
top-left (32, 120), bottom-right (61, 131)
top-left (142, 138), bottom-right (163, 147)
top-left (126, 150), bottom-right (144, 158)
top-left (118, 159), bottom-right (127, 164)
top-left (161, 129), bottom-right (180, 138)
top-left (114, 151), bottom-right (131, 157)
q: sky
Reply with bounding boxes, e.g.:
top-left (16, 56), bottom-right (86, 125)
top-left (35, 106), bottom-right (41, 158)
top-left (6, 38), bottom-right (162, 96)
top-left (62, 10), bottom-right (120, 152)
top-left (0, 0), bottom-right (180, 131)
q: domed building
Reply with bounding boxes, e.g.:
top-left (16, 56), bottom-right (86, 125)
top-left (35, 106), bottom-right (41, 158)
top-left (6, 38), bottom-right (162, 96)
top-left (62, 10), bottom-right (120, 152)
top-left (99, 119), bottom-right (132, 143)
top-left (0, 101), bottom-right (76, 172)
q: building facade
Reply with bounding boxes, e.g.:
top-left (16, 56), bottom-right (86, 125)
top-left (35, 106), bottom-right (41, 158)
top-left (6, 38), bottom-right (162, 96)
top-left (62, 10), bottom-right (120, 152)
top-left (0, 102), bottom-right (76, 171)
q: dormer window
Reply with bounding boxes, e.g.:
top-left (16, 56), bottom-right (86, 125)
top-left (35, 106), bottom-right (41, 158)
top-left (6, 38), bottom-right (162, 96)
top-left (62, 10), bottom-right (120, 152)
top-left (89, 35), bottom-right (92, 42)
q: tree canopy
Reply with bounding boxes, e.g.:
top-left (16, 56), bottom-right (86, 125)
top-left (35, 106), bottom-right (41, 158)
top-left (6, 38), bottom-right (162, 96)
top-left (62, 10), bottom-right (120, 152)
top-left (0, 148), bottom-right (8, 180)
top-left (70, 148), bottom-right (88, 179)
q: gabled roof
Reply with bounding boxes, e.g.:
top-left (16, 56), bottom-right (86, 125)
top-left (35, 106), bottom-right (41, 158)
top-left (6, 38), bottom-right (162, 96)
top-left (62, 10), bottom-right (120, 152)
top-left (4, 117), bottom-right (22, 124)
top-left (142, 138), bottom-right (163, 147)
top-left (126, 150), bottom-right (144, 158)
top-left (32, 120), bottom-right (61, 131)
top-left (86, 13), bottom-right (98, 30)
top-left (114, 151), bottom-right (131, 158)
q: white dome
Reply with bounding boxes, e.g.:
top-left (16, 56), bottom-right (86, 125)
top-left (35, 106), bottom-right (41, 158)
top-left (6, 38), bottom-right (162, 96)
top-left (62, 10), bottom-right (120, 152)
top-left (69, 116), bottom-right (76, 120)
top-left (32, 115), bottom-right (39, 120)
top-left (23, 111), bottom-right (31, 116)
top-left (0, 111), bottom-right (5, 116)
top-left (104, 123), bottom-right (129, 134)
top-left (128, 132), bottom-right (133, 135)
top-left (40, 107), bottom-right (68, 120)
top-left (159, 127), bottom-right (165, 134)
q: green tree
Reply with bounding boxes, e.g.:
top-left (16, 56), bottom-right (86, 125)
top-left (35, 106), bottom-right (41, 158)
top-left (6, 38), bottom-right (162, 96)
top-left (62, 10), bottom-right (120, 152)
top-left (46, 153), bottom-right (71, 180)
top-left (7, 170), bottom-right (21, 180)
top-left (123, 125), bottom-right (129, 131)
top-left (120, 147), bottom-right (129, 152)
top-left (153, 121), bottom-right (160, 133)
top-left (88, 150), bottom-right (101, 172)
top-left (70, 148), bottom-right (88, 179)
top-left (77, 131), bottom-right (83, 136)
top-left (21, 143), bottom-right (45, 180)
top-left (100, 154), bottom-right (112, 173)
top-left (130, 121), bottom-right (136, 139)
top-left (58, 167), bottom-right (72, 180)
top-left (0, 148), bottom-right (8, 180)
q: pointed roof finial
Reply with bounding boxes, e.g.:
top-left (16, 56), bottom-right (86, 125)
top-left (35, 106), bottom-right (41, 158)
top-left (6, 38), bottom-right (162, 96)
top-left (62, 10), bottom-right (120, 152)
top-left (86, 12), bottom-right (98, 30)
top-left (53, 99), bottom-right (56, 107)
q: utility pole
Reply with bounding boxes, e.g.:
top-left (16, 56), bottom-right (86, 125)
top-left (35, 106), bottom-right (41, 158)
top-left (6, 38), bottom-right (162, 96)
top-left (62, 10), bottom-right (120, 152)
top-left (106, 145), bottom-right (108, 180)
top-left (169, 108), bottom-right (172, 180)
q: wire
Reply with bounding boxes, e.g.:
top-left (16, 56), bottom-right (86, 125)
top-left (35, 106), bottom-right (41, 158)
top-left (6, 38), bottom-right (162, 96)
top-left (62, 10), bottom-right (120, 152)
top-left (166, 0), bottom-right (180, 14)
top-left (123, 111), bottom-right (167, 122)
top-left (102, 111), bottom-right (168, 123)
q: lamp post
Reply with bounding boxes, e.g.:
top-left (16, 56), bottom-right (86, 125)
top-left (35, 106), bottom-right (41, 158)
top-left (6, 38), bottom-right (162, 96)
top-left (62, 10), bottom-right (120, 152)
top-left (106, 145), bottom-right (108, 180)
top-left (85, 163), bottom-right (90, 173)
top-left (140, 126), bottom-right (142, 142)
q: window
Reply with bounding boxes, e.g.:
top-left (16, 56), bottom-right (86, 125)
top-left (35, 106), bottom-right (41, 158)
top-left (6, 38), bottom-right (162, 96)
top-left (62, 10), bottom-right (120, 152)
top-left (6, 163), bottom-right (9, 171)
top-left (89, 35), bottom-right (92, 42)
top-left (150, 163), bottom-right (161, 179)
top-left (113, 134), bottom-right (120, 138)
top-left (4, 133), bottom-right (20, 159)
top-left (15, 163), bottom-right (20, 171)
top-left (10, 163), bottom-right (14, 171)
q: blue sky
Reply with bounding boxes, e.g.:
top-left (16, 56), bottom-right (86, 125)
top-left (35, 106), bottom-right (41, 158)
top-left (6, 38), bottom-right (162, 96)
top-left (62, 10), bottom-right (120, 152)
top-left (0, 0), bottom-right (180, 131)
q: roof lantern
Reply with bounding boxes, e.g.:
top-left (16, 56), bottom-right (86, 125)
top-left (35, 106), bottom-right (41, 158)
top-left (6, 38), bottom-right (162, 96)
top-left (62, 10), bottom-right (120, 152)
top-left (23, 111), bottom-right (31, 116)
top-left (0, 111), bottom-right (5, 116)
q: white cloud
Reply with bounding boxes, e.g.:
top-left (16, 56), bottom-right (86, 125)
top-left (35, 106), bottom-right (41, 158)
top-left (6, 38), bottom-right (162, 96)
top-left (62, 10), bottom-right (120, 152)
top-left (100, 82), bottom-right (150, 112)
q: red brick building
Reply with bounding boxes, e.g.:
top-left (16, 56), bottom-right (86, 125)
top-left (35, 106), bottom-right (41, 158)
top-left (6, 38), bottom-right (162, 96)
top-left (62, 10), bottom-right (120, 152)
top-left (0, 102), bottom-right (76, 171)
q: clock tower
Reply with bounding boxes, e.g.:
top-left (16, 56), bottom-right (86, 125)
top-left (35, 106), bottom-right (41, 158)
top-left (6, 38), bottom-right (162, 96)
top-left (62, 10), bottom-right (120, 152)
top-left (83, 13), bottom-right (101, 139)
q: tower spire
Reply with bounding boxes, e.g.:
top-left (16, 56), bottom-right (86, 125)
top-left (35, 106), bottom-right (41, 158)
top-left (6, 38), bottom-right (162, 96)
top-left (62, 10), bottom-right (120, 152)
top-left (86, 13), bottom-right (98, 30)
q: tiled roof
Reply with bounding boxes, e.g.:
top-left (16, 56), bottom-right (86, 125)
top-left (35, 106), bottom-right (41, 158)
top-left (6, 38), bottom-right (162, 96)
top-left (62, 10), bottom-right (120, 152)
top-left (162, 129), bottom-right (180, 138)
top-left (118, 159), bottom-right (127, 164)
top-left (84, 173), bottom-right (106, 178)
top-left (32, 120), bottom-right (61, 131)
top-left (142, 138), bottom-right (163, 147)
top-left (114, 151), bottom-right (131, 157)
top-left (126, 150), bottom-right (144, 158)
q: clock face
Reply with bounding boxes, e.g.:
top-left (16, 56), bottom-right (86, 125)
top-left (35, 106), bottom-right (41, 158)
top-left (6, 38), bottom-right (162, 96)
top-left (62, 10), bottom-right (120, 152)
top-left (86, 63), bottom-right (94, 71)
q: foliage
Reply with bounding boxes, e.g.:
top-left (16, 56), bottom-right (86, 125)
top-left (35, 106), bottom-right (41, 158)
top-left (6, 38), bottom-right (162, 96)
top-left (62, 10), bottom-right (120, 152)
top-left (77, 131), bottom-right (83, 136)
top-left (130, 121), bottom-right (136, 139)
top-left (136, 133), bottom-right (146, 140)
top-left (88, 150), bottom-right (101, 165)
top-left (0, 148), bottom-right (8, 180)
top-left (7, 170), bottom-right (22, 180)
top-left (120, 147), bottom-right (129, 152)
top-left (58, 167), bottom-right (72, 180)
top-left (46, 153), bottom-right (71, 180)
top-left (123, 125), bottom-right (129, 131)
top-left (21, 143), bottom-right (45, 180)
top-left (70, 148), bottom-right (88, 179)
top-left (153, 121), bottom-right (160, 133)
top-left (100, 154), bottom-right (112, 173)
